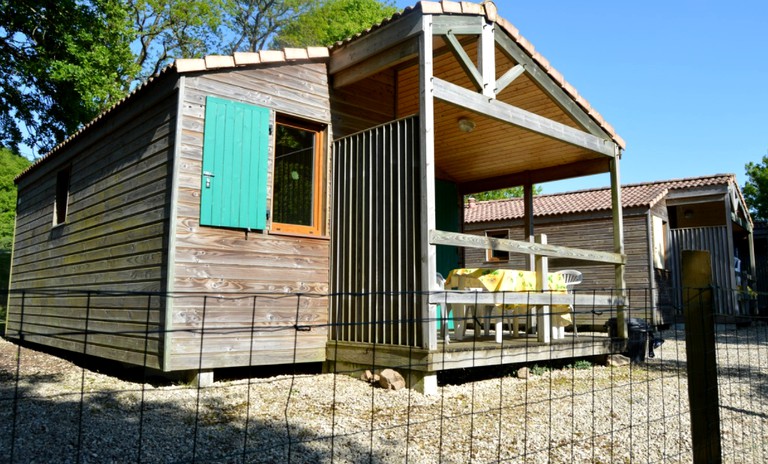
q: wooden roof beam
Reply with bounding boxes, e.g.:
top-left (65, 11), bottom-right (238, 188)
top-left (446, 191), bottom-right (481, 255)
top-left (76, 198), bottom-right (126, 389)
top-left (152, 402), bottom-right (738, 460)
top-left (332, 37), bottom-right (419, 88)
top-left (494, 30), bottom-right (610, 139)
top-left (444, 31), bottom-right (483, 91)
top-left (329, 12), bottom-right (422, 74)
top-left (495, 64), bottom-right (525, 95)
top-left (433, 77), bottom-right (617, 157)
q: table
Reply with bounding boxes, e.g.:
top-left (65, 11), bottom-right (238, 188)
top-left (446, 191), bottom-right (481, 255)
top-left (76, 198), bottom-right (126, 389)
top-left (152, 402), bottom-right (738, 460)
top-left (443, 268), bottom-right (571, 342)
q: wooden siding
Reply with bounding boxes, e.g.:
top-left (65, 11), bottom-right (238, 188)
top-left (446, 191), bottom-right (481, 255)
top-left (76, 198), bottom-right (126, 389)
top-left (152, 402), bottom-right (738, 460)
top-left (463, 213), bottom-right (660, 326)
top-left (170, 63), bottom-right (331, 370)
top-left (330, 70), bottom-right (397, 138)
top-left (6, 75), bottom-right (179, 369)
top-left (330, 117), bottom-right (423, 347)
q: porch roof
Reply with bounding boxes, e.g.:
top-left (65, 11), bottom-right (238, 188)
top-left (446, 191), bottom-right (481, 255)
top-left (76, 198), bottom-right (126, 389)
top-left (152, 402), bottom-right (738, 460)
top-left (328, 1), bottom-right (626, 189)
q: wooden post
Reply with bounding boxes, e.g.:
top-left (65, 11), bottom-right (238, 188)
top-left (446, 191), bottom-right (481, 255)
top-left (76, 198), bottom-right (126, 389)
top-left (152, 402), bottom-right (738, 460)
top-left (681, 250), bottom-right (722, 464)
top-left (419, 14), bottom-right (438, 350)
top-left (524, 182), bottom-right (536, 333)
top-left (478, 19), bottom-right (495, 98)
top-left (723, 191), bottom-right (740, 313)
top-left (535, 234), bottom-right (550, 343)
top-left (610, 157), bottom-right (628, 338)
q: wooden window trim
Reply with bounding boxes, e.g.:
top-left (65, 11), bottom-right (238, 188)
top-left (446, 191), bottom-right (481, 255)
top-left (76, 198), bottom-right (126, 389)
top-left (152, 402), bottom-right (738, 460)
top-left (270, 117), bottom-right (326, 238)
top-left (485, 229), bottom-right (510, 262)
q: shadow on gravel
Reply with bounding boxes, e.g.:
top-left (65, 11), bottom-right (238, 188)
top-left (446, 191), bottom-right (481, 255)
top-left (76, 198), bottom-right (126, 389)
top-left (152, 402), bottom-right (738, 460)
top-left (0, 340), bottom-right (388, 464)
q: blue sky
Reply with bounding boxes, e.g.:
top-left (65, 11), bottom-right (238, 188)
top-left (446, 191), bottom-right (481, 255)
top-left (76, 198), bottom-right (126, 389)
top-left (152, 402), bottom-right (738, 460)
top-left (395, 0), bottom-right (768, 193)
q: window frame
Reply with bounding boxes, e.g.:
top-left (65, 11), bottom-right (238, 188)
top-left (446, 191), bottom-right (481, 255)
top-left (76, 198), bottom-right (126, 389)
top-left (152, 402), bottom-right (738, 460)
top-left (652, 215), bottom-right (667, 269)
top-left (484, 229), bottom-right (510, 262)
top-left (269, 116), bottom-right (326, 237)
top-left (53, 165), bottom-right (71, 227)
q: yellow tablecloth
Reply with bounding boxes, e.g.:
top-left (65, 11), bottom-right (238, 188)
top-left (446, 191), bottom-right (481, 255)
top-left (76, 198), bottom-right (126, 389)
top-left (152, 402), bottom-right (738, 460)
top-left (444, 268), bottom-right (571, 324)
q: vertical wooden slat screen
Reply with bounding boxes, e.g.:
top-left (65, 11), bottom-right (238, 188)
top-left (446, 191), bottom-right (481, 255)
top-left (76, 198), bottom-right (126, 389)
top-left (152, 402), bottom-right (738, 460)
top-left (670, 226), bottom-right (736, 314)
top-left (331, 117), bottom-right (422, 346)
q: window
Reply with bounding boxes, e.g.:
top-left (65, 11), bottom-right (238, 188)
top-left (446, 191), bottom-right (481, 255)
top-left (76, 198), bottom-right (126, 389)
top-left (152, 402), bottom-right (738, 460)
top-left (54, 166), bottom-right (71, 226)
top-left (270, 117), bottom-right (325, 236)
top-left (485, 230), bottom-right (509, 261)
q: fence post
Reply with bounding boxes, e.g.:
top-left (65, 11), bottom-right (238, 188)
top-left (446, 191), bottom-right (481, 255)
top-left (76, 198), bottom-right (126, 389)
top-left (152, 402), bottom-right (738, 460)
top-left (681, 250), bottom-right (722, 464)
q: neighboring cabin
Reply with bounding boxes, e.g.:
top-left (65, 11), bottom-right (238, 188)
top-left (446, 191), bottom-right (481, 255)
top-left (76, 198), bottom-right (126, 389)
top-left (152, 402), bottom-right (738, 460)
top-left (5, 1), bottom-right (631, 392)
top-left (464, 174), bottom-right (756, 327)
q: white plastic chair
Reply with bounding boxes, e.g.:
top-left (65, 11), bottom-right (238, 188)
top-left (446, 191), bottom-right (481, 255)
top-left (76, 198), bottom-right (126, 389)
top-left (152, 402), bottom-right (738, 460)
top-left (554, 270), bottom-right (583, 336)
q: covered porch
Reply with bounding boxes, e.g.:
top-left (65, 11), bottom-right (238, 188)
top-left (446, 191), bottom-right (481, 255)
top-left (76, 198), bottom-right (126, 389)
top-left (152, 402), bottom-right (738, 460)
top-left (327, 2), bottom-right (629, 393)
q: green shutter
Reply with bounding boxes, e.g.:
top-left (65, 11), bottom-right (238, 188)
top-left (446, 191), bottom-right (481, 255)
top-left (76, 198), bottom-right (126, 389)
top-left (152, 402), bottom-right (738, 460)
top-left (436, 179), bottom-right (461, 277)
top-left (200, 96), bottom-right (270, 230)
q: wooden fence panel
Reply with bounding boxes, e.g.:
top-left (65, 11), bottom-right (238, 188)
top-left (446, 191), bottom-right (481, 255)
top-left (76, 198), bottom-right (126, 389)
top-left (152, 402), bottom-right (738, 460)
top-left (331, 117), bottom-right (422, 346)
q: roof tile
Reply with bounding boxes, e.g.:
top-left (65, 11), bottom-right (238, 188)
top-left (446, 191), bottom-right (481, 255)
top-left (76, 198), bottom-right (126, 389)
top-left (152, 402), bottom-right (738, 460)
top-left (174, 58), bottom-right (206, 73)
top-left (307, 46), bottom-right (330, 58)
top-left (284, 48), bottom-right (309, 60)
top-left (204, 55), bottom-right (235, 69)
top-left (233, 52), bottom-right (261, 65)
top-left (441, 0), bottom-right (463, 13)
top-left (259, 50), bottom-right (286, 62)
top-left (461, 1), bottom-right (485, 14)
top-left (420, 1), bottom-right (444, 14)
top-left (465, 174), bottom-right (737, 223)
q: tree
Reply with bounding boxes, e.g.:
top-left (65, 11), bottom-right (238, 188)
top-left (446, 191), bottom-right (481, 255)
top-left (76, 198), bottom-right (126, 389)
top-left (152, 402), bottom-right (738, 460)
top-left (0, 147), bottom-right (31, 250)
top-left (273, 0), bottom-right (397, 48)
top-left (127, 0), bottom-right (225, 77)
top-left (0, 0), bottom-right (138, 156)
top-left (225, 0), bottom-right (316, 52)
top-left (469, 186), bottom-right (543, 202)
top-left (743, 155), bottom-right (768, 222)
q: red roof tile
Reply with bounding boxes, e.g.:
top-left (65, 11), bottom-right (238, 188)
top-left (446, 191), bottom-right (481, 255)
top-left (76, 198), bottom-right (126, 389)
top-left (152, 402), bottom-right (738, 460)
top-left (465, 174), bottom-right (738, 223)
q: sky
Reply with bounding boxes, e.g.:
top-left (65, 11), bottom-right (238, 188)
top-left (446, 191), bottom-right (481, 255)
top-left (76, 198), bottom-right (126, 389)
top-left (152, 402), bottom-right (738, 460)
top-left (395, 0), bottom-right (768, 193)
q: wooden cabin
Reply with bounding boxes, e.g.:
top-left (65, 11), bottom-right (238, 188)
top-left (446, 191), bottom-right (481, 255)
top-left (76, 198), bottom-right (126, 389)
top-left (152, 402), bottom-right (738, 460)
top-left (7, 47), bottom-right (334, 382)
top-left (5, 1), bottom-right (630, 393)
top-left (464, 174), bottom-right (756, 324)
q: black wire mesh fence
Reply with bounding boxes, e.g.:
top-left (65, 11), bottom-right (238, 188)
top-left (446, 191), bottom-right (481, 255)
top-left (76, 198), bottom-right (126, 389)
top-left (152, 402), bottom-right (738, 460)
top-left (0, 288), bottom-right (766, 463)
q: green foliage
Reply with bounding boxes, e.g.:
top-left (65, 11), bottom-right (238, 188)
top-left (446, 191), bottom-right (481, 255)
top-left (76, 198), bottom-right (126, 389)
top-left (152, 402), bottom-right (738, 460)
top-left (0, 0), bottom-right (138, 155)
top-left (529, 364), bottom-right (549, 376)
top-left (0, 148), bottom-right (31, 251)
top-left (274, 0), bottom-right (397, 48)
top-left (467, 185), bottom-right (544, 202)
top-left (128, 0), bottom-right (225, 77)
top-left (571, 360), bottom-right (592, 370)
top-left (224, 0), bottom-right (315, 52)
top-left (743, 155), bottom-right (768, 222)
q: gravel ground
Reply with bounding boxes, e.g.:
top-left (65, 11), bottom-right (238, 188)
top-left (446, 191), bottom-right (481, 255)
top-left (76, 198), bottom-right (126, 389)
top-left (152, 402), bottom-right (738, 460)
top-left (1, 326), bottom-right (767, 463)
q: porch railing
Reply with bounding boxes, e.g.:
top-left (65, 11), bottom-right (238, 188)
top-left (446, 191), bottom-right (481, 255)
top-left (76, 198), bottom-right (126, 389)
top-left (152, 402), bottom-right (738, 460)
top-left (428, 229), bottom-right (628, 345)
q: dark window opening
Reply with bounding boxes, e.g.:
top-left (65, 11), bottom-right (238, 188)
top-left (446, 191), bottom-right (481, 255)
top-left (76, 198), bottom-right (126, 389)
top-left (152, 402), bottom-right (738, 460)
top-left (55, 166), bottom-right (71, 226)
top-left (485, 230), bottom-right (509, 261)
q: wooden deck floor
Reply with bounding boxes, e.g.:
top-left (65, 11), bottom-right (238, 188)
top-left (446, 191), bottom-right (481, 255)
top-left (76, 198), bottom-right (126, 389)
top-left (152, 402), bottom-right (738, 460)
top-left (327, 331), bottom-right (624, 374)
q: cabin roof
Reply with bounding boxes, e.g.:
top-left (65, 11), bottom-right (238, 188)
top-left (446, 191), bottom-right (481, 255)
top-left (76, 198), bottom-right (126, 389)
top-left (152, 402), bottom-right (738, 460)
top-left (17, 1), bottom-right (624, 182)
top-left (464, 174), bottom-right (744, 223)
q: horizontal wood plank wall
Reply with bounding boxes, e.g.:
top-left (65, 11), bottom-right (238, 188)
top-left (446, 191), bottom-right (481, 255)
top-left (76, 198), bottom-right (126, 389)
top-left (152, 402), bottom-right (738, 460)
top-left (6, 75), bottom-right (179, 369)
top-left (670, 226), bottom-right (735, 314)
top-left (331, 117), bottom-right (422, 347)
top-left (329, 70), bottom-right (396, 138)
top-left (171, 64), bottom-right (331, 370)
top-left (463, 213), bottom-right (654, 326)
